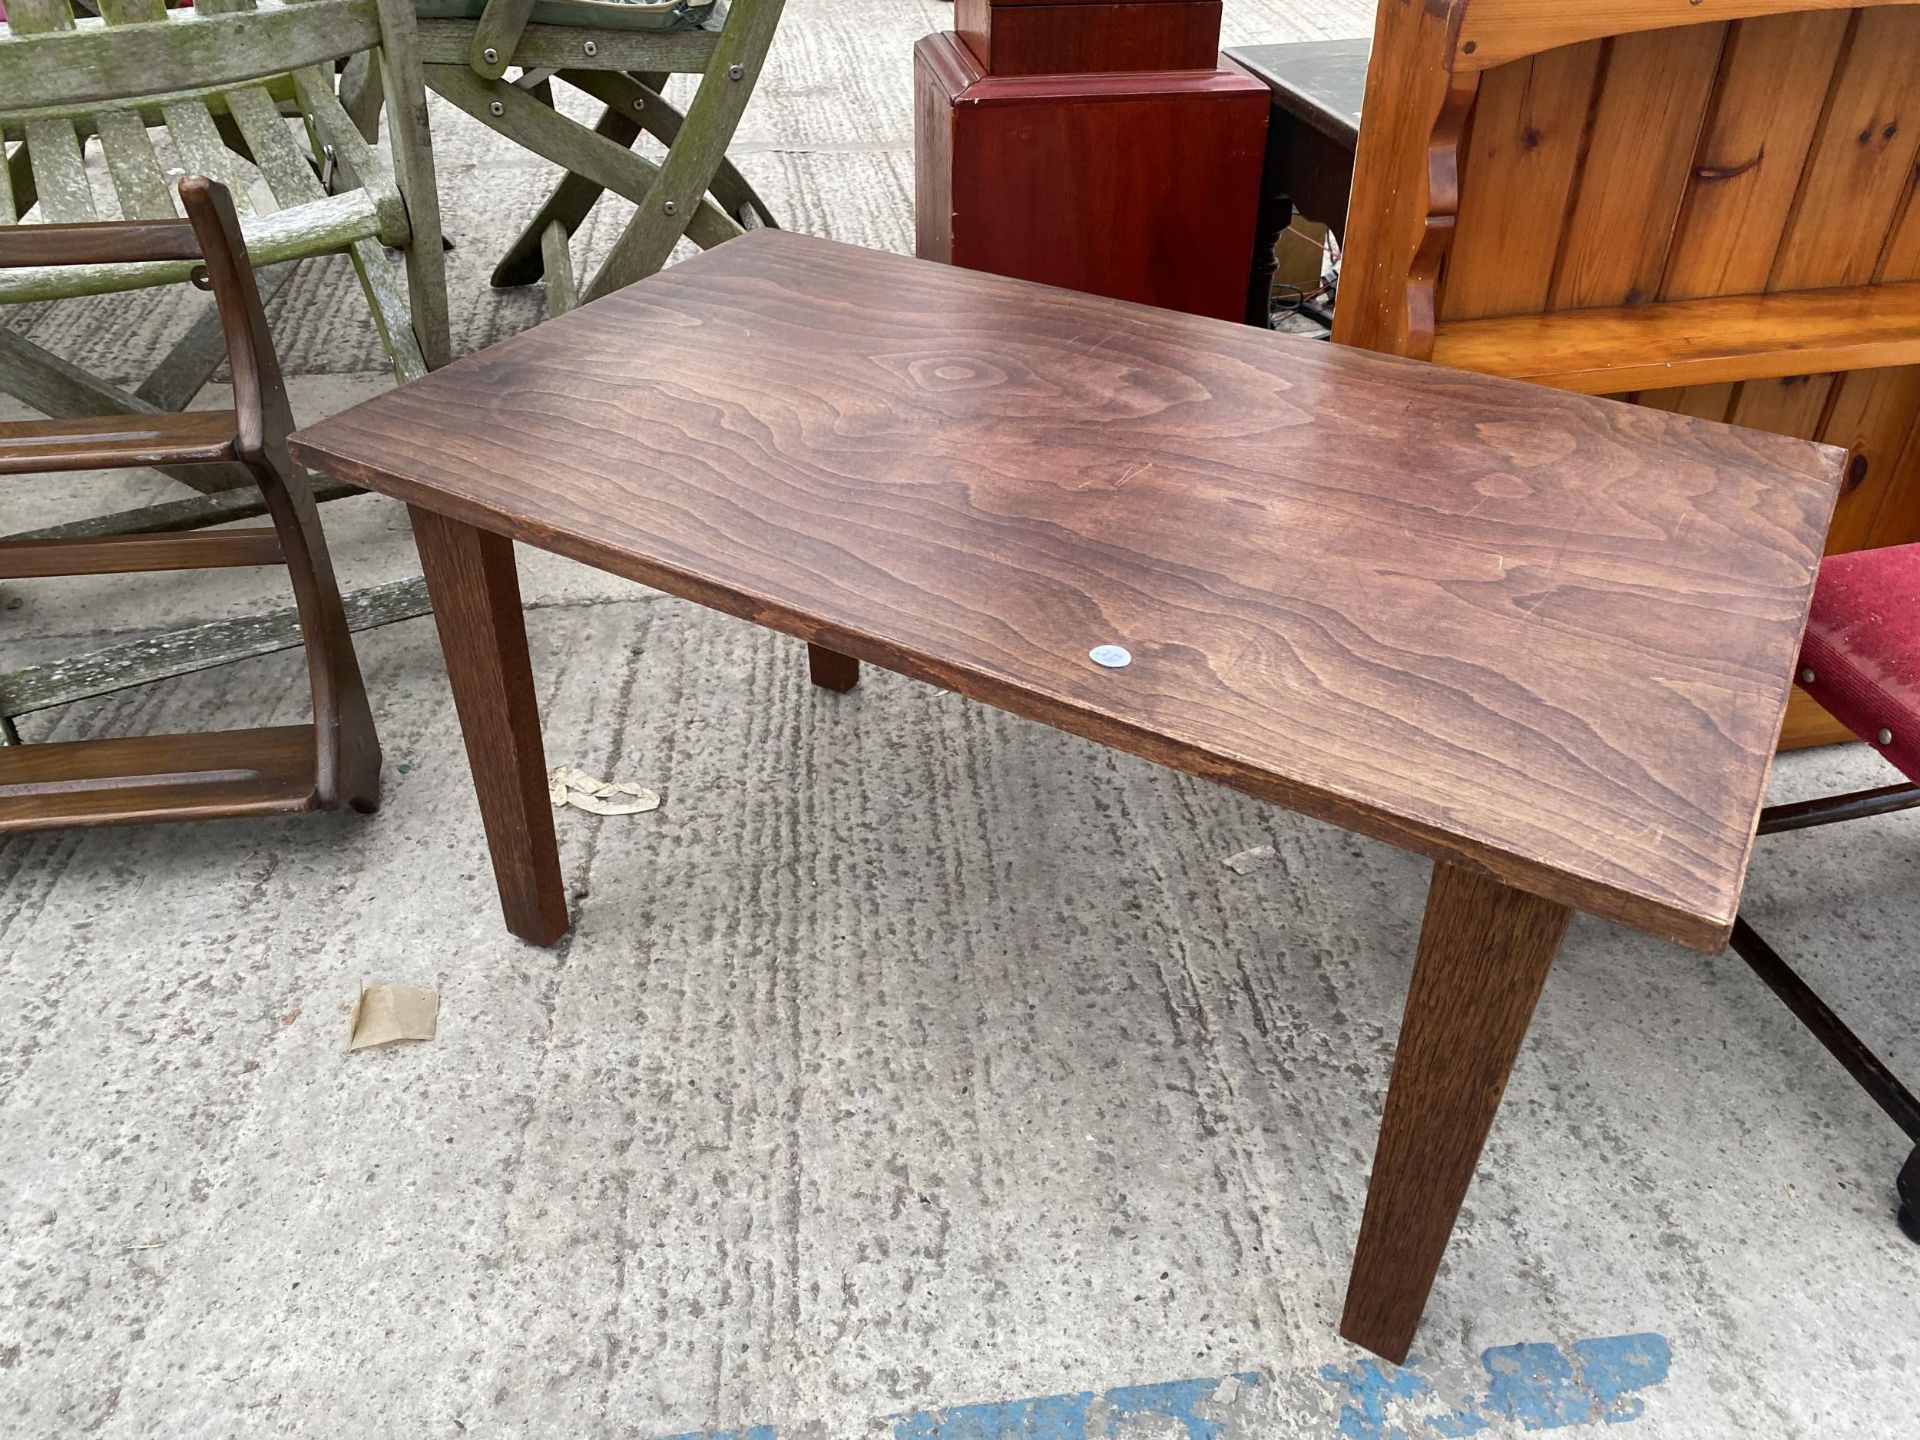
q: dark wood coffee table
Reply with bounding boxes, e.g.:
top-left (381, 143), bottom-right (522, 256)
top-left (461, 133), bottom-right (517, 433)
top-left (290, 229), bottom-right (1842, 1363)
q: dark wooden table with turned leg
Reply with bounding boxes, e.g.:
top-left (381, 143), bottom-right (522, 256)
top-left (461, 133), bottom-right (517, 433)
top-left (290, 228), bottom-right (1842, 1363)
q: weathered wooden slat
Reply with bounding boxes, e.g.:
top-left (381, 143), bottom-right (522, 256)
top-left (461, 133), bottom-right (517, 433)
top-left (0, 188), bottom-right (383, 302)
top-left (23, 121), bottom-right (99, 222)
top-left (1659, 13), bottom-right (1851, 301)
top-left (223, 82), bottom-right (322, 207)
top-left (94, 111), bottom-right (180, 221)
top-left (291, 67), bottom-right (409, 243)
top-left (584, 0), bottom-right (782, 299)
top-left (2, 73), bottom-right (300, 129)
top-left (0, 0), bottom-right (383, 114)
top-left (160, 97), bottom-right (255, 216)
top-left (2, 148), bottom-right (34, 225)
top-left (426, 64), bottom-right (736, 252)
top-left (0, 575), bottom-right (429, 721)
top-left (565, 68), bottom-right (777, 231)
top-left (374, 0), bottom-right (450, 370)
top-left (469, 0), bottom-right (538, 79)
top-left (490, 100), bottom-right (643, 287)
top-left (1438, 42), bottom-right (1600, 322)
top-left (540, 218), bottom-right (578, 316)
top-left (96, 0), bottom-right (169, 25)
top-left (415, 18), bottom-right (718, 73)
top-left (1548, 24), bottom-right (1728, 310)
top-left (344, 236), bottom-right (429, 383)
top-left (4, 0), bottom-right (79, 33)
top-left (1772, 7), bottom-right (1920, 291)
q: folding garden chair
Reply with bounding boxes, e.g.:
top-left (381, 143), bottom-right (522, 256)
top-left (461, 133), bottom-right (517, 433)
top-left (408, 0), bottom-right (782, 315)
top-left (0, 0), bottom-right (448, 410)
top-left (0, 177), bottom-right (380, 827)
top-left (0, 0), bottom-right (447, 745)
top-left (1735, 542), bottom-right (1920, 1237)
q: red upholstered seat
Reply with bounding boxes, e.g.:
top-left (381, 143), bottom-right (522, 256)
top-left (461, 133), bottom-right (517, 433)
top-left (1799, 543), bottom-right (1920, 783)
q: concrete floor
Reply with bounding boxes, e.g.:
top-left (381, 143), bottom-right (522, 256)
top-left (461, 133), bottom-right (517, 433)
top-left (5, 1), bottom-right (1920, 1435)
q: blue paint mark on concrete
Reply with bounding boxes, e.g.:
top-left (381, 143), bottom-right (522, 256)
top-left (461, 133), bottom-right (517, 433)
top-left (1322, 1357), bottom-right (1439, 1440)
top-left (1323, 1333), bottom-right (1670, 1439)
top-left (661, 1332), bottom-right (1668, 1440)
top-left (893, 1370), bottom-right (1260, 1440)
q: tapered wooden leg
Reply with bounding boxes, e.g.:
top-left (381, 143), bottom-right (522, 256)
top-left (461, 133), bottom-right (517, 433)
top-left (1340, 862), bottom-right (1572, 1362)
top-left (410, 507), bottom-right (570, 947)
top-left (807, 643), bottom-right (860, 692)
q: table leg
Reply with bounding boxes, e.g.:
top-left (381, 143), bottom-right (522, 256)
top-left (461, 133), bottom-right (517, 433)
top-left (409, 506), bottom-right (571, 947)
top-left (1340, 861), bottom-right (1571, 1362)
top-left (807, 643), bottom-right (860, 693)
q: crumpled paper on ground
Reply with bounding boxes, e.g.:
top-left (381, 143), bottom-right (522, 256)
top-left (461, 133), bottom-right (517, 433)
top-left (548, 765), bottom-right (660, 816)
top-left (347, 985), bottom-right (439, 1052)
top-left (1222, 844), bottom-right (1276, 875)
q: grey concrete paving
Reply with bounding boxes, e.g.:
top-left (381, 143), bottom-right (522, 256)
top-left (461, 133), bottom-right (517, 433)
top-left (5, 2), bottom-right (1920, 1436)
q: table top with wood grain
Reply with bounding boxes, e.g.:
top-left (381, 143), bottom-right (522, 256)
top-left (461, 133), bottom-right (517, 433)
top-left (290, 229), bottom-right (1844, 952)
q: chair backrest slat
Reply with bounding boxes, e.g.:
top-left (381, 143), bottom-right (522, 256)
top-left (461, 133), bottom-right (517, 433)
top-left (24, 121), bottom-right (99, 223)
top-left (159, 98), bottom-right (257, 215)
top-left (96, 110), bottom-right (182, 220)
top-left (0, 0), bottom-right (385, 116)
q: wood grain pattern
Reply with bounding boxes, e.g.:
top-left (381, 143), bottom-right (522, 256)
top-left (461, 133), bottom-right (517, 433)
top-left (291, 229), bottom-right (1843, 950)
top-left (1429, 280), bottom-right (1920, 392)
top-left (913, 33), bottom-right (1269, 323)
top-left (1438, 41), bottom-right (1601, 322)
top-left (0, 178), bottom-right (380, 830)
top-left (1339, 861), bottom-right (1571, 1364)
top-left (0, 409), bottom-right (240, 474)
top-left (1548, 24), bottom-right (1728, 310)
top-left (1659, 11), bottom-right (1851, 300)
top-left (955, 0), bottom-right (1223, 75)
top-left (1453, 0), bottom-right (1913, 72)
top-left (408, 506), bottom-right (570, 947)
top-left (0, 725), bottom-right (318, 831)
top-left (0, 527), bottom-right (284, 579)
top-left (1769, 7), bottom-right (1920, 290)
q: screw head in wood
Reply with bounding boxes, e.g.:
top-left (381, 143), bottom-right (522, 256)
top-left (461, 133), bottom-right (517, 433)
top-left (583, 39), bottom-right (598, 56)
top-left (1089, 645), bottom-right (1132, 669)
top-left (1879, 728), bottom-right (1895, 746)
top-left (663, 199), bottom-right (678, 215)
top-left (1800, 667), bottom-right (1816, 684)
top-left (633, 97), bottom-right (646, 110)
top-left (488, 100), bottom-right (504, 116)
top-left (729, 64), bottom-right (744, 80)
top-left (482, 46), bottom-right (498, 63)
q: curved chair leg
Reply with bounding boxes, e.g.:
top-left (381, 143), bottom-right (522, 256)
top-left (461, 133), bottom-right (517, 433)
top-left (250, 443), bottom-right (382, 814)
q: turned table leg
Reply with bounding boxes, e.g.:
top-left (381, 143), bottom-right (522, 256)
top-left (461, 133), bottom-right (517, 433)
top-left (410, 506), bottom-right (571, 947)
top-left (807, 643), bottom-right (860, 692)
top-left (1340, 861), bottom-right (1571, 1362)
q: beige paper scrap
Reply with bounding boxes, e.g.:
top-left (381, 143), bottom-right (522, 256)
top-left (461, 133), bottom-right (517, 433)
top-left (548, 764), bottom-right (660, 816)
top-left (347, 985), bottom-right (440, 1052)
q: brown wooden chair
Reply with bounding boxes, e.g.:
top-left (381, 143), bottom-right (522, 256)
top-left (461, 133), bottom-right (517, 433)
top-left (1333, 0), bottom-right (1920, 750)
top-left (0, 176), bottom-right (380, 831)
